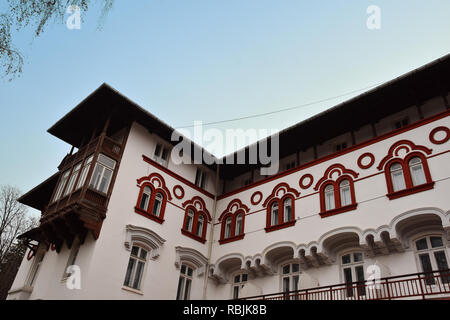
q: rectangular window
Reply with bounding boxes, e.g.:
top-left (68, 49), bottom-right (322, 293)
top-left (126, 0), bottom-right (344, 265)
top-left (123, 245), bottom-right (148, 290)
top-left (394, 117), bottom-right (409, 130)
top-left (195, 168), bottom-right (207, 189)
top-left (153, 143), bottom-right (169, 166)
top-left (176, 265), bottom-right (193, 300)
top-left (53, 170), bottom-right (70, 202)
top-left (335, 142), bottom-right (348, 152)
top-left (63, 163), bottom-right (82, 197)
top-left (89, 154), bottom-right (116, 194)
top-left (76, 155), bottom-right (93, 190)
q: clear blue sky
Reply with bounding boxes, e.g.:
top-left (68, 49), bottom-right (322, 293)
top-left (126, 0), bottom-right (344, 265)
top-left (1, 1), bottom-right (450, 217)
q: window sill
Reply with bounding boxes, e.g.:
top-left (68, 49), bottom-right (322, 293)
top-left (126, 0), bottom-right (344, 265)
top-left (134, 207), bottom-right (164, 224)
top-left (319, 203), bottom-right (358, 218)
top-left (387, 182), bottom-right (435, 200)
top-left (219, 234), bottom-right (245, 245)
top-left (121, 286), bottom-right (144, 295)
top-left (264, 220), bottom-right (296, 233)
top-left (181, 229), bottom-right (206, 244)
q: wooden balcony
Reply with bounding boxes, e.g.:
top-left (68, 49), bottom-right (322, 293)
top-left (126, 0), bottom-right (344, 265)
top-left (240, 269), bottom-right (450, 300)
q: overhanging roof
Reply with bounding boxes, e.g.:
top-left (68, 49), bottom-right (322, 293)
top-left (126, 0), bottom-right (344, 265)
top-left (17, 172), bottom-right (59, 211)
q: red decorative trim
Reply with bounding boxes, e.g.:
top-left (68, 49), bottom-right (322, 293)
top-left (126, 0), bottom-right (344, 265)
top-left (382, 143), bottom-right (434, 199)
top-left (173, 185), bottom-right (185, 200)
top-left (264, 220), bottom-right (296, 233)
top-left (318, 174), bottom-right (357, 217)
top-left (134, 206), bottom-right (165, 223)
top-left (319, 203), bottom-right (358, 218)
top-left (377, 140), bottom-right (432, 171)
top-left (250, 191), bottom-right (263, 205)
top-left (217, 109), bottom-right (449, 201)
top-left (429, 126), bottom-right (450, 145)
top-left (134, 173), bottom-right (171, 224)
top-left (181, 229), bottom-right (207, 244)
top-left (218, 199), bottom-right (248, 244)
top-left (299, 174), bottom-right (314, 189)
top-left (387, 182), bottom-right (435, 200)
top-left (219, 233), bottom-right (245, 244)
top-left (218, 199), bottom-right (250, 222)
top-left (26, 246), bottom-right (37, 260)
top-left (262, 182), bottom-right (300, 207)
top-left (182, 196), bottom-right (211, 220)
top-left (357, 153), bottom-right (375, 170)
top-left (314, 164), bottom-right (359, 191)
top-left (142, 155), bottom-right (214, 199)
top-left (136, 172), bottom-right (172, 200)
top-left (181, 196), bottom-right (210, 243)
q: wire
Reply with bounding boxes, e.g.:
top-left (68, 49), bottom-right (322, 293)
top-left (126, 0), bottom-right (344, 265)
top-left (175, 81), bottom-right (384, 129)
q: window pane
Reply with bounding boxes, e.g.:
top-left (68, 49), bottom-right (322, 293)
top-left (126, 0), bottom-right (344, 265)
top-left (154, 144), bottom-right (161, 157)
top-left (98, 154), bottom-right (116, 169)
top-left (176, 277), bottom-right (185, 300)
top-left (139, 249), bottom-right (147, 260)
top-left (98, 167), bottom-right (113, 193)
top-left (184, 279), bottom-right (191, 300)
top-left (284, 198), bottom-right (292, 222)
top-left (342, 254), bottom-right (351, 265)
top-left (225, 217), bottom-right (232, 238)
top-left (419, 253), bottom-right (435, 285)
top-left (355, 266), bottom-right (366, 296)
top-left (233, 286), bottom-right (239, 299)
top-left (353, 252), bottom-right (363, 263)
top-left (132, 261), bottom-right (145, 289)
top-left (235, 214), bottom-right (242, 236)
top-left (181, 265), bottom-right (186, 275)
top-left (186, 213), bottom-right (193, 232)
top-left (234, 275), bottom-right (240, 283)
top-left (271, 203), bottom-right (279, 226)
top-left (283, 277), bottom-right (290, 292)
top-left (282, 265), bottom-right (290, 274)
top-left (123, 258), bottom-right (136, 287)
top-left (292, 264), bottom-right (300, 273)
top-left (196, 216), bottom-right (204, 237)
top-left (343, 267), bottom-right (353, 297)
top-left (430, 237), bottom-right (443, 248)
top-left (339, 180), bottom-right (351, 206)
top-left (131, 246), bottom-right (139, 256)
top-left (416, 238), bottom-right (428, 251)
top-left (242, 274), bottom-right (248, 282)
top-left (325, 185), bottom-right (335, 210)
top-left (187, 267), bottom-right (193, 277)
top-left (434, 251), bottom-right (450, 284)
top-left (139, 189), bottom-right (150, 210)
top-left (390, 163), bottom-right (406, 192)
top-left (409, 157), bottom-right (426, 186)
top-left (152, 194), bottom-right (162, 216)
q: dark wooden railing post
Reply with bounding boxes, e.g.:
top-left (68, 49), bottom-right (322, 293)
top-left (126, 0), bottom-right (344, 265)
top-left (418, 274), bottom-right (426, 300)
top-left (329, 286), bottom-right (333, 300)
top-left (385, 279), bottom-right (391, 300)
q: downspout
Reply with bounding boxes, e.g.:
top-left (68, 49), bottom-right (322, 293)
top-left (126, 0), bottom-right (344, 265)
top-left (202, 162), bottom-right (220, 299)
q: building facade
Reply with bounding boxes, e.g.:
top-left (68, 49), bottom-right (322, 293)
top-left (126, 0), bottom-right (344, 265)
top-left (7, 55), bottom-right (450, 300)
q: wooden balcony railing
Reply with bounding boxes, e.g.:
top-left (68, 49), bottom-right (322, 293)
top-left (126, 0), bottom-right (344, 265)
top-left (240, 269), bottom-right (450, 300)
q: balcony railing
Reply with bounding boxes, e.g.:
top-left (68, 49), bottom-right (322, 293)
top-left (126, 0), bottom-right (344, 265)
top-left (240, 269), bottom-right (450, 300)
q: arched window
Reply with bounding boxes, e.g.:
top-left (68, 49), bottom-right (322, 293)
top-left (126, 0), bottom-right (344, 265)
top-left (123, 244), bottom-right (148, 291)
top-left (139, 187), bottom-right (151, 211)
top-left (219, 200), bottom-right (249, 244)
top-left (339, 180), bottom-right (351, 207)
top-left (378, 141), bottom-right (434, 200)
top-left (152, 192), bottom-right (163, 217)
top-left (414, 235), bottom-right (449, 285)
top-left (283, 198), bottom-right (292, 222)
top-left (185, 209), bottom-right (195, 232)
top-left (409, 157), bottom-right (426, 186)
top-left (271, 202), bottom-right (279, 226)
top-left (390, 163), bottom-right (406, 192)
top-left (263, 183), bottom-right (298, 233)
top-left (324, 184), bottom-right (335, 211)
top-left (181, 202), bottom-right (210, 244)
top-left (135, 174), bottom-right (171, 224)
top-left (235, 214), bottom-right (243, 236)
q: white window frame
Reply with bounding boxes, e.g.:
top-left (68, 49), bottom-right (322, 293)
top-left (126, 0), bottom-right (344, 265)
top-left (123, 244), bottom-right (149, 291)
top-left (151, 192), bottom-right (163, 217)
top-left (390, 162), bottom-right (406, 192)
top-left (340, 251), bottom-right (365, 298)
top-left (76, 155), bottom-right (93, 190)
top-left (270, 202), bottom-right (279, 226)
top-left (324, 184), bottom-right (335, 210)
top-left (53, 170), bottom-right (70, 202)
top-left (235, 214), bottom-right (243, 236)
top-left (153, 143), bottom-right (169, 167)
top-left (89, 154), bottom-right (116, 194)
top-left (195, 168), bottom-right (208, 189)
top-left (63, 162), bottom-right (82, 197)
top-left (176, 263), bottom-right (194, 300)
top-left (339, 179), bottom-right (351, 207)
top-left (185, 209), bottom-right (195, 233)
top-left (409, 157), bottom-right (427, 187)
top-left (283, 198), bottom-right (292, 222)
top-left (413, 234), bottom-right (450, 286)
top-left (139, 186), bottom-right (152, 211)
top-left (280, 262), bottom-right (301, 300)
top-left (232, 272), bottom-right (248, 299)
top-left (224, 217), bottom-right (232, 238)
